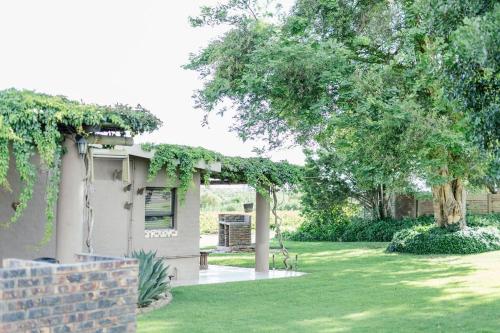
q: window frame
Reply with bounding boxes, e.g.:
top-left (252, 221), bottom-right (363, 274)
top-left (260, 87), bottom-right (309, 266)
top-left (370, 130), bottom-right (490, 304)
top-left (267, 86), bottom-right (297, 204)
top-left (144, 187), bottom-right (176, 230)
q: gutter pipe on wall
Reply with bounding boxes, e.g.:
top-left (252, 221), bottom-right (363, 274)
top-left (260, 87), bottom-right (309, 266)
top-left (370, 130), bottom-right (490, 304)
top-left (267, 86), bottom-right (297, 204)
top-left (126, 158), bottom-right (135, 255)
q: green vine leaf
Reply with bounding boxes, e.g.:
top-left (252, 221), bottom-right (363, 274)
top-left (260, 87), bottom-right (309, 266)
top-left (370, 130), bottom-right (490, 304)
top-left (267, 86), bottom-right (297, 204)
top-left (41, 146), bottom-right (63, 246)
top-left (144, 143), bottom-right (222, 201)
top-left (142, 143), bottom-right (303, 200)
top-left (9, 142), bottom-right (36, 226)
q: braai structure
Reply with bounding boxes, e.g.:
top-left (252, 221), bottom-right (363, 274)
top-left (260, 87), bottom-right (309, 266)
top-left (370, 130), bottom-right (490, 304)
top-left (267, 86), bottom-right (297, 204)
top-left (218, 214), bottom-right (252, 250)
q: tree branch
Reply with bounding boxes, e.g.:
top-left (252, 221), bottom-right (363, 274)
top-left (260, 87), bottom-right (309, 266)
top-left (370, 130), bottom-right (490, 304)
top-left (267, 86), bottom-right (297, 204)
top-left (244, 0), bottom-right (258, 20)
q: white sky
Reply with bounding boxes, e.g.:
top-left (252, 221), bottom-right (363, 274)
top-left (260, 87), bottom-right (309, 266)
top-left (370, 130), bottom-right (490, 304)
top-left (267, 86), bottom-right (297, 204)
top-left (0, 0), bottom-right (304, 164)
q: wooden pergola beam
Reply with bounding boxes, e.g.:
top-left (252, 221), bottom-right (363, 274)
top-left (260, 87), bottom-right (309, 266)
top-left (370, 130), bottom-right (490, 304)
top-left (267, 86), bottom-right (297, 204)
top-left (87, 134), bottom-right (134, 146)
top-left (209, 180), bottom-right (248, 186)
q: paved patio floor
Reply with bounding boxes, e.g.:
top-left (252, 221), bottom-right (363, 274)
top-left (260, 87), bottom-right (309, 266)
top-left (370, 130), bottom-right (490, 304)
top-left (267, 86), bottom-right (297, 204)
top-left (172, 265), bottom-right (306, 287)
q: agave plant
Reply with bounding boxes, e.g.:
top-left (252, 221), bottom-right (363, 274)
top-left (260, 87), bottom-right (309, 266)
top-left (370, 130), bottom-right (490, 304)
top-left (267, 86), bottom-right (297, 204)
top-left (130, 250), bottom-right (169, 307)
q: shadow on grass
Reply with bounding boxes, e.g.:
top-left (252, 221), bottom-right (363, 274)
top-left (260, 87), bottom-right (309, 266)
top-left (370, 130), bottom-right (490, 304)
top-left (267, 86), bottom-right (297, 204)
top-left (138, 242), bottom-right (500, 333)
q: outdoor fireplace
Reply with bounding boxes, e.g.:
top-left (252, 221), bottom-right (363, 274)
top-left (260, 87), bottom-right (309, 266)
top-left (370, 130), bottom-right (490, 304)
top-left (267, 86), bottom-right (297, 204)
top-left (218, 214), bottom-right (252, 249)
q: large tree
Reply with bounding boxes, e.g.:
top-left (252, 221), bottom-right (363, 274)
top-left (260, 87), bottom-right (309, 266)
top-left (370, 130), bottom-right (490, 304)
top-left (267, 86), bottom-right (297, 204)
top-left (186, 0), bottom-right (499, 227)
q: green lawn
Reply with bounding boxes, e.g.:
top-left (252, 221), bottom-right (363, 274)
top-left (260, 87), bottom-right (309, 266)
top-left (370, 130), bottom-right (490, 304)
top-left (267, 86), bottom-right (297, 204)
top-left (138, 242), bottom-right (500, 332)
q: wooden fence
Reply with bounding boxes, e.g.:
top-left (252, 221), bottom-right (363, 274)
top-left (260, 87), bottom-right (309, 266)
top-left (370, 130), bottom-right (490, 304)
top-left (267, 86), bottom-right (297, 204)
top-left (415, 193), bottom-right (500, 217)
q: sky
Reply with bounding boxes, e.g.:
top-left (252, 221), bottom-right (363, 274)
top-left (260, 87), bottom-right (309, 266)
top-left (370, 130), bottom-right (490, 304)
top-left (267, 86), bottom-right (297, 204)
top-left (0, 0), bottom-right (304, 164)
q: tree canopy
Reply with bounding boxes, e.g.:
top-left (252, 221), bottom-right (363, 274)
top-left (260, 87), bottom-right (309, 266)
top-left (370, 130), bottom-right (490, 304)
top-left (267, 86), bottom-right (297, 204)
top-left (187, 0), bottom-right (499, 226)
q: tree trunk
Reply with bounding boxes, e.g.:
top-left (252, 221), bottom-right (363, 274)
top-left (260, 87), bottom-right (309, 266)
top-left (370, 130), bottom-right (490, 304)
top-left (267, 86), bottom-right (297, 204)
top-left (370, 185), bottom-right (392, 220)
top-left (431, 168), bottom-right (466, 229)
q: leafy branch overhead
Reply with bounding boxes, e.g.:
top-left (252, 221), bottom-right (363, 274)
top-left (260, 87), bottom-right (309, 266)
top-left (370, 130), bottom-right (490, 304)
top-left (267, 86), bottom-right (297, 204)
top-left (0, 88), bottom-right (162, 243)
top-left (187, 0), bottom-right (499, 227)
top-left (142, 143), bottom-right (303, 199)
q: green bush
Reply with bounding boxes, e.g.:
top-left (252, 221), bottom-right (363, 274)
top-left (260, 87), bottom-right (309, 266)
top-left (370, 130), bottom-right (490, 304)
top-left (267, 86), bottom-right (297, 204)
top-left (286, 213), bottom-right (500, 243)
top-left (387, 225), bottom-right (500, 254)
top-left (341, 216), bottom-right (434, 242)
top-left (284, 206), bottom-right (351, 241)
top-left (467, 213), bottom-right (500, 227)
top-left (130, 250), bottom-right (170, 307)
top-left (284, 217), bottom-right (349, 241)
top-left (286, 215), bottom-right (435, 242)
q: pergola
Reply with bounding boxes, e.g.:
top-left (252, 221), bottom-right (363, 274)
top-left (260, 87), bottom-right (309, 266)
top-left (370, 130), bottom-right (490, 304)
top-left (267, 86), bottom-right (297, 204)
top-left (142, 144), bottom-right (303, 274)
top-left (56, 142), bottom-right (298, 273)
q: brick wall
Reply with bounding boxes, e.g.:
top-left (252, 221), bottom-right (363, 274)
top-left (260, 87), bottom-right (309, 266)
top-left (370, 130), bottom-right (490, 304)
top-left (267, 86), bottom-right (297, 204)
top-left (218, 214), bottom-right (251, 247)
top-left (218, 214), bottom-right (250, 223)
top-left (393, 195), bottom-right (416, 219)
top-left (227, 223), bottom-right (251, 246)
top-left (0, 254), bottom-right (138, 333)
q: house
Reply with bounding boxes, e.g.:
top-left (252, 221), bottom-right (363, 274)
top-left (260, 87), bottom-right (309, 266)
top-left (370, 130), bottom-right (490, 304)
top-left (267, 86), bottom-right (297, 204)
top-left (0, 90), bottom-right (283, 285)
top-left (0, 137), bottom-right (278, 282)
top-left (0, 140), bottom-right (221, 281)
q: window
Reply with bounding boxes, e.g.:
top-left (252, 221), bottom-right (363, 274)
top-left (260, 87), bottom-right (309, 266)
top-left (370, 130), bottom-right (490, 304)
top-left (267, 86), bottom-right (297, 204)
top-left (145, 188), bottom-right (176, 230)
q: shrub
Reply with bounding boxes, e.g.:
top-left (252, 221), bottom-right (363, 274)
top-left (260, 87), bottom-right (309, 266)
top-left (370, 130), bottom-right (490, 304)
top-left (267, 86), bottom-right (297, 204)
top-left (130, 250), bottom-right (170, 307)
top-left (286, 215), bottom-right (435, 242)
top-left (467, 213), bottom-right (500, 227)
top-left (341, 216), bottom-right (434, 242)
top-left (387, 225), bottom-right (500, 254)
top-left (285, 217), bottom-right (349, 241)
top-left (286, 213), bottom-right (500, 243)
top-left (284, 206), bottom-right (350, 241)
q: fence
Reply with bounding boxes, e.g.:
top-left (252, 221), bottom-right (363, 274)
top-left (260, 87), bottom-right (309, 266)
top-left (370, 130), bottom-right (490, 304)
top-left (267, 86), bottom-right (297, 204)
top-left (395, 193), bottom-right (500, 219)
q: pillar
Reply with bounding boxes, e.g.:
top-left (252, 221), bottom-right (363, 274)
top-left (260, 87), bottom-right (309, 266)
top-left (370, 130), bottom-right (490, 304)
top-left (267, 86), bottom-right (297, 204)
top-left (255, 189), bottom-right (270, 273)
top-left (56, 137), bottom-right (86, 263)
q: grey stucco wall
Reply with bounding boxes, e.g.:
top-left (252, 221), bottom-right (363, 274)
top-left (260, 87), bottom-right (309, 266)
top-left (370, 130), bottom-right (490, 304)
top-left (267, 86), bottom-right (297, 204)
top-left (89, 158), bottom-right (130, 256)
top-left (0, 149), bottom-right (56, 262)
top-left (130, 157), bottom-right (200, 281)
top-left (1, 150), bottom-right (201, 281)
top-left (89, 156), bottom-right (201, 281)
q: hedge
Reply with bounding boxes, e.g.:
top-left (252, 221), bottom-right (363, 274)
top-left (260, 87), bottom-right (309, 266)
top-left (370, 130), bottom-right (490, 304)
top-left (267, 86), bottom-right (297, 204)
top-left (285, 213), bottom-right (500, 243)
top-left (387, 225), bottom-right (500, 254)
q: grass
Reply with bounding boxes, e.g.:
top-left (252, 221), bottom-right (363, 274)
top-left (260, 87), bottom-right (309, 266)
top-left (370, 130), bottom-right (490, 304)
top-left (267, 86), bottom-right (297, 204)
top-left (137, 242), bottom-right (500, 333)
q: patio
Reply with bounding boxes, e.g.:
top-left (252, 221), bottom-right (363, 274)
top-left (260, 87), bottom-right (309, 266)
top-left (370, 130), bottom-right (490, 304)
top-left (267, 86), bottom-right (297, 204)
top-left (172, 265), bottom-right (306, 287)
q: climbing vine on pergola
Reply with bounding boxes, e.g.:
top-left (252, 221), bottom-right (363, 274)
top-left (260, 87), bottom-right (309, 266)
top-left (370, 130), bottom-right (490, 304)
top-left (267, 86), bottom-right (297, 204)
top-left (0, 89), bottom-right (162, 243)
top-left (143, 143), bottom-right (303, 198)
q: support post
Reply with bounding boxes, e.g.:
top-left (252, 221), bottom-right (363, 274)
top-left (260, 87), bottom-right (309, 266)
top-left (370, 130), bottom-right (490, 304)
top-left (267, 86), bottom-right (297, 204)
top-left (56, 137), bottom-right (86, 263)
top-left (255, 189), bottom-right (270, 273)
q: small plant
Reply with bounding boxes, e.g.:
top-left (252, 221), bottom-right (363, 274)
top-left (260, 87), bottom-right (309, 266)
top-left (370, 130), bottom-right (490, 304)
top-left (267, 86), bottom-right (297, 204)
top-left (130, 250), bottom-right (170, 308)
